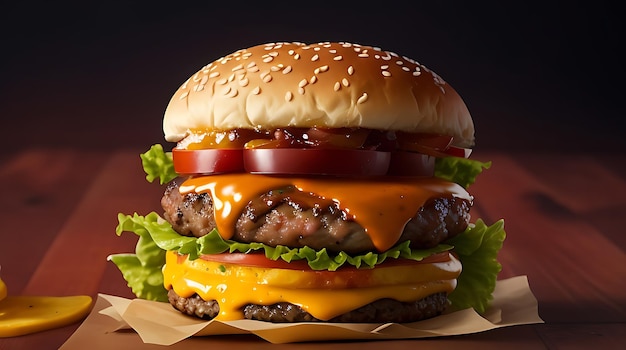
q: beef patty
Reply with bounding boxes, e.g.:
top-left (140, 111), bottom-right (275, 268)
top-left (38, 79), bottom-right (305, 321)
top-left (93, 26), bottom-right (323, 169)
top-left (161, 177), bottom-right (472, 253)
top-left (168, 289), bottom-right (448, 323)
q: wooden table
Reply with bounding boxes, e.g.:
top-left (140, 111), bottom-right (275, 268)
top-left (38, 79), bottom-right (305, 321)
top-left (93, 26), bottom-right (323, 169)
top-left (1, 147), bottom-right (624, 349)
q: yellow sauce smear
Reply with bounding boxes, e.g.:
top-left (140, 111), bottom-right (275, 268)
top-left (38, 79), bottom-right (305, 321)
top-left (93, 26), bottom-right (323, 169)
top-left (0, 276), bottom-right (92, 337)
top-left (180, 174), bottom-right (471, 252)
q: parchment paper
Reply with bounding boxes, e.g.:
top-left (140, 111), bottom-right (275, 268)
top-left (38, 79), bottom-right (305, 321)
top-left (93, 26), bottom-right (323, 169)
top-left (61, 275), bottom-right (542, 347)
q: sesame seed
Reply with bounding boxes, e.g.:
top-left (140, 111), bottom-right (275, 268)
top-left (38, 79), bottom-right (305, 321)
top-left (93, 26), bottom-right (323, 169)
top-left (357, 93), bottom-right (368, 104)
top-left (334, 82), bottom-right (341, 91)
top-left (209, 71), bottom-right (220, 78)
top-left (269, 52), bottom-right (278, 57)
top-left (311, 54), bottom-right (319, 61)
top-left (223, 86), bottom-right (232, 96)
top-left (381, 65), bottom-right (389, 70)
top-left (347, 66), bottom-right (354, 75)
top-left (298, 87), bottom-right (305, 95)
top-left (200, 75), bottom-right (208, 85)
top-left (232, 64), bottom-right (244, 72)
top-left (195, 84), bottom-right (204, 92)
top-left (285, 91), bottom-right (293, 101)
top-left (342, 78), bottom-right (349, 87)
top-left (179, 91), bottom-right (188, 100)
top-left (270, 66), bottom-right (280, 72)
top-left (298, 79), bottom-right (308, 88)
top-left (329, 49), bottom-right (337, 54)
top-left (217, 78), bottom-right (227, 85)
top-left (413, 71), bottom-right (421, 76)
top-left (288, 50), bottom-right (295, 55)
top-left (314, 68), bottom-right (320, 74)
top-left (252, 86), bottom-right (261, 94)
top-left (309, 76), bottom-right (318, 84)
top-left (333, 55), bottom-right (343, 61)
top-left (319, 65), bottom-right (329, 72)
top-left (382, 71), bottom-right (391, 77)
top-left (228, 73), bottom-right (235, 82)
top-left (239, 77), bottom-right (249, 87)
top-left (293, 53), bottom-right (300, 60)
top-left (358, 53), bottom-right (369, 58)
top-left (247, 66), bottom-right (260, 73)
top-left (282, 66), bottom-right (292, 74)
top-left (247, 62), bottom-right (257, 68)
top-left (262, 73), bottom-right (272, 83)
top-left (263, 56), bottom-right (274, 63)
top-left (314, 47), bottom-right (320, 51)
top-left (402, 66), bottom-right (410, 72)
top-left (396, 60), bottom-right (404, 65)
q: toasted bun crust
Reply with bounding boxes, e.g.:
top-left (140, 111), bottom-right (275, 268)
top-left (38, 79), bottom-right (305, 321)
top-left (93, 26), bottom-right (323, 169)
top-left (164, 42), bottom-right (475, 147)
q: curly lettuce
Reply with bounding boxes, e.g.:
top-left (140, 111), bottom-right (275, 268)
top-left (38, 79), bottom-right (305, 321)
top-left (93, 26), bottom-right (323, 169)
top-left (435, 156), bottom-right (491, 189)
top-left (446, 219), bottom-right (505, 314)
top-left (140, 144), bottom-right (176, 185)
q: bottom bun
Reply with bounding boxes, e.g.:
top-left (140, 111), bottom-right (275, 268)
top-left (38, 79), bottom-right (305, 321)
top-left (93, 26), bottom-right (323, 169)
top-left (168, 289), bottom-right (448, 323)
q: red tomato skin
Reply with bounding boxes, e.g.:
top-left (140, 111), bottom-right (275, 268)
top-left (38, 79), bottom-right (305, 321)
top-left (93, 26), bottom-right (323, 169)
top-left (444, 146), bottom-right (472, 158)
top-left (197, 252), bottom-right (451, 271)
top-left (387, 152), bottom-right (435, 177)
top-left (173, 148), bottom-right (244, 175)
top-left (243, 148), bottom-right (391, 176)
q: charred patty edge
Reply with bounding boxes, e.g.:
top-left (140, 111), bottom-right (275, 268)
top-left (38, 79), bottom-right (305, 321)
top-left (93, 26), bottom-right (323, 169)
top-left (167, 289), bottom-right (448, 323)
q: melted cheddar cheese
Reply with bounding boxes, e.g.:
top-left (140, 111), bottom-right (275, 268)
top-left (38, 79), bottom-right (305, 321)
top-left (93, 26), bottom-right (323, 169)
top-left (163, 251), bottom-right (462, 321)
top-left (180, 174), bottom-right (471, 252)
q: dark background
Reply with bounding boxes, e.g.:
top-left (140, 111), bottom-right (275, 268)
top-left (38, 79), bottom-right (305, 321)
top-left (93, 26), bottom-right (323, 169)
top-left (1, 2), bottom-right (624, 153)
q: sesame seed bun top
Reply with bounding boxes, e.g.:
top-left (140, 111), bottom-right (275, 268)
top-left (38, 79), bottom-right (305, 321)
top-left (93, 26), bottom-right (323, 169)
top-left (163, 42), bottom-right (475, 148)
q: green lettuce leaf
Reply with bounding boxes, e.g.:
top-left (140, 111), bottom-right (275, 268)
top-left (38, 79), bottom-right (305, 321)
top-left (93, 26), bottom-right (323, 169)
top-left (107, 213), bottom-right (169, 302)
top-left (446, 219), bottom-right (506, 314)
top-left (435, 157), bottom-right (491, 188)
top-left (140, 144), bottom-right (176, 185)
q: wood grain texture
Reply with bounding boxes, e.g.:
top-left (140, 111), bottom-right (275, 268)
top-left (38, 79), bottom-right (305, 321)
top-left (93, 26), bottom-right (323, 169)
top-left (1, 148), bottom-right (625, 349)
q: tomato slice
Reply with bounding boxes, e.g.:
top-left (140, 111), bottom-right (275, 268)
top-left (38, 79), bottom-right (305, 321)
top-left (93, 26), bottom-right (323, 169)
top-left (172, 148), bottom-right (244, 175)
top-left (198, 252), bottom-right (452, 270)
top-left (443, 146), bottom-right (472, 158)
top-left (243, 148), bottom-right (391, 176)
top-left (388, 151), bottom-right (435, 177)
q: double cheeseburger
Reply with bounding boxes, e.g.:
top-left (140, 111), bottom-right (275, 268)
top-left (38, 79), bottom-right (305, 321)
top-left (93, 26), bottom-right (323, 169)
top-left (110, 41), bottom-right (505, 324)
